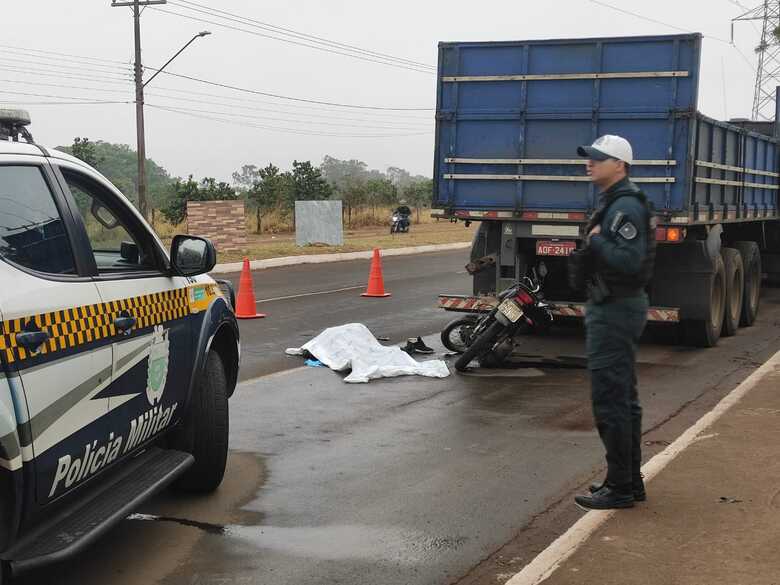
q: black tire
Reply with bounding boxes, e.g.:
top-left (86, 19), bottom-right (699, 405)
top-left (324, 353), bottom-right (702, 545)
top-left (170, 351), bottom-right (229, 493)
top-left (440, 316), bottom-right (479, 353)
top-left (721, 247), bottom-right (744, 337)
top-left (390, 225), bottom-right (395, 234)
top-left (734, 241), bottom-right (761, 327)
top-left (681, 253), bottom-right (726, 347)
top-left (454, 320), bottom-right (505, 371)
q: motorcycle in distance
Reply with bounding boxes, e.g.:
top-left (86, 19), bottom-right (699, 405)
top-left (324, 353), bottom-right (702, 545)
top-left (390, 212), bottom-right (410, 234)
top-left (444, 274), bottom-right (553, 372)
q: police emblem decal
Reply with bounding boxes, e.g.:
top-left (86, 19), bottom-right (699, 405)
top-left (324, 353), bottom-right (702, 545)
top-left (146, 325), bottom-right (170, 405)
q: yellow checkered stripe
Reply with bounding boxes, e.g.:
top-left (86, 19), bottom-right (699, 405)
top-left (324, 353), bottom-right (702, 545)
top-left (0, 288), bottom-right (191, 366)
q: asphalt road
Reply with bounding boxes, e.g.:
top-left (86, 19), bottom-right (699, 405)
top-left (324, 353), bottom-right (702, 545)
top-left (222, 249), bottom-right (474, 380)
top-left (18, 251), bottom-right (780, 585)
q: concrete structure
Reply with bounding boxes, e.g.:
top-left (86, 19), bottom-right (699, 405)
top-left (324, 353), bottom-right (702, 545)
top-left (187, 200), bottom-right (247, 253)
top-left (295, 200), bottom-right (343, 246)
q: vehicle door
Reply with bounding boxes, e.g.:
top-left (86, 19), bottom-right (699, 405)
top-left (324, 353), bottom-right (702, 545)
top-left (52, 161), bottom-right (196, 465)
top-left (0, 159), bottom-right (110, 505)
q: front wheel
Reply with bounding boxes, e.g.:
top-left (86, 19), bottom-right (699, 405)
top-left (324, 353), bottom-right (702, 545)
top-left (169, 351), bottom-right (229, 493)
top-left (440, 316), bottom-right (479, 353)
top-left (454, 320), bottom-right (506, 372)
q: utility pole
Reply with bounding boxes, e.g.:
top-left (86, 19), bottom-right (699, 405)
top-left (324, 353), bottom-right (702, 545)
top-left (733, 1), bottom-right (780, 120)
top-left (112, 0), bottom-right (167, 220)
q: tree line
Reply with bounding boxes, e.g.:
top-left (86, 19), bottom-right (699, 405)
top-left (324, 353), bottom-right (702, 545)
top-left (60, 139), bottom-right (432, 231)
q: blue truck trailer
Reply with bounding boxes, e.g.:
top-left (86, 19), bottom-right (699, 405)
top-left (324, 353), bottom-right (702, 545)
top-left (433, 33), bottom-right (780, 347)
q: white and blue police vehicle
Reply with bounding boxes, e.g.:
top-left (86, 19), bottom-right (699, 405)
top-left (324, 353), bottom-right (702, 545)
top-left (0, 109), bottom-right (240, 582)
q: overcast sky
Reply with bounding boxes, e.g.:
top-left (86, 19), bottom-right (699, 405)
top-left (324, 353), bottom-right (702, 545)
top-left (1, 0), bottom-right (764, 182)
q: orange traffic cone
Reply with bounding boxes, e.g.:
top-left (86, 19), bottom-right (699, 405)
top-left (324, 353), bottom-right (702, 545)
top-left (361, 248), bottom-right (391, 298)
top-left (235, 257), bottom-right (267, 319)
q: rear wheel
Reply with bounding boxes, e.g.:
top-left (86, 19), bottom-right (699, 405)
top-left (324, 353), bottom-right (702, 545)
top-left (681, 253), bottom-right (726, 347)
top-left (721, 248), bottom-right (744, 337)
top-left (170, 351), bottom-right (229, 493)
top-left (734, 241), bottom-right (761, 327)
top-left (454, 320), bottom-right (506, 371)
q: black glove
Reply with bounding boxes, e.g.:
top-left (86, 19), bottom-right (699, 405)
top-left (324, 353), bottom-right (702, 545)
top-left (567, 247), bottom-right (594, 292)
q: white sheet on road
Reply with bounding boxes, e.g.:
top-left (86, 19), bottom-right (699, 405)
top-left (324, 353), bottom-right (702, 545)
top-left (285, 323), bottom-right (450, 383)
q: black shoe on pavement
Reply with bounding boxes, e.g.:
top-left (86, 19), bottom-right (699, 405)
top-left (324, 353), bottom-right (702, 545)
top-left (400, 340), bottom-right (416, 354)
top-left (412, 336), bottom-right (434, 354)
top-left (575, 486), bottom-right (634, 510)
top-left (589, 475), bottom-right (646, 502)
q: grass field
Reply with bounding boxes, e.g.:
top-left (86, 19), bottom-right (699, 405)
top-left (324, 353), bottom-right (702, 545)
top-left (154, 206), bottom-right (475, 264)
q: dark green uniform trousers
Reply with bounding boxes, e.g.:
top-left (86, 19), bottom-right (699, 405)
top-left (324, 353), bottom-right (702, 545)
top-left (585, 294), bottom-right (648, 492)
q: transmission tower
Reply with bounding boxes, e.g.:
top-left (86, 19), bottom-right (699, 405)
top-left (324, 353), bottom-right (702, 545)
top-left (733, 1), bottom-right (780, 120)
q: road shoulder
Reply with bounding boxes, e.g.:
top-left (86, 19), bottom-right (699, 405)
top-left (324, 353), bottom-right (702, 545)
top-left (506, 349), bottom-right (780, 585)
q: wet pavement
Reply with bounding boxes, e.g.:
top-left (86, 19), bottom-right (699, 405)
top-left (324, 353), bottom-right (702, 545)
top-left (222, 248), bottom-right (474, 380)
top-left (16, 252), bottom-right (780, 585)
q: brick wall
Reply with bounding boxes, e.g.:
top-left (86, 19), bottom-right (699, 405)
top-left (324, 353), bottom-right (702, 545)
top-left (186, 200), bottom-right (247, 253)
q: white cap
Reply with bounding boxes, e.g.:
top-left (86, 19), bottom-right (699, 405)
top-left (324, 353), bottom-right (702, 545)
top-left (577, 135), bottom-right (634, 165)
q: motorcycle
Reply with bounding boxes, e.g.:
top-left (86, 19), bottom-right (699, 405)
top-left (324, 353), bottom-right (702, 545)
top-left (390, 212), bottom-right (410, 234)
top-left (450, 275), bottom-right (553, 372)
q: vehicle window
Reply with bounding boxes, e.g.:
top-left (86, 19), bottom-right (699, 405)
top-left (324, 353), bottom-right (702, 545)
top-left (61, 170), bottom-right (160, 274)
top-left (0, 165), bottom-right (76, 274)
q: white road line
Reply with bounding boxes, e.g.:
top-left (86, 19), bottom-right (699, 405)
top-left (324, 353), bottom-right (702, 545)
top-left (505, 348), bottom-right (780, 585)
top-left (255, 285), bottom-right (365, 304)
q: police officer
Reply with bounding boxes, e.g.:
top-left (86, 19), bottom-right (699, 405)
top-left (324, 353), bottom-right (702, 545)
top-left (573, 135), bottom-right (656, 510)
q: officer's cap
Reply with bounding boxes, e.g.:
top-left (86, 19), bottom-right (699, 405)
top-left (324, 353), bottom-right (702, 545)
top-left (577, 135), bottom-right (634, 165)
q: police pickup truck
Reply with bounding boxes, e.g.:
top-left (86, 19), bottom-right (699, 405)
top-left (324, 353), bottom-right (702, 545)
top-left (0, 109), bottom-right (240, 581)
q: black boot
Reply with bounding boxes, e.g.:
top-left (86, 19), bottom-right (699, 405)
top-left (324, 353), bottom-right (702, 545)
top-left (589, 474), bottom-right (646, 502)
top-left (575, 485), bottom-right (634, 510)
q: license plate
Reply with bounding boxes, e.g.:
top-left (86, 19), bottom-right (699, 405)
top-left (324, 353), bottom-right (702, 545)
top-left (498, 299), bottom-right (524, 323)
top-left (536, 240), bottom-right (576, 257)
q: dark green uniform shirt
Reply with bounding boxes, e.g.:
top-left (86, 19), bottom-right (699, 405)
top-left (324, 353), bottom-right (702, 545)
top-left (585, 176), bottom-right (652, 369)
top-left (588, 177), bottom-right (649, 287)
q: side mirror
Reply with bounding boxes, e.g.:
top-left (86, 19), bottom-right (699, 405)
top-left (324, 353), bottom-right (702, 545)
top-left (171, 235), bottom-right (217, 276)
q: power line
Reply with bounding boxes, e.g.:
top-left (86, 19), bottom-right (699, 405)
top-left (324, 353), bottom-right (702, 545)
top-left (0, 89), bottom-right (132, 103)
top-left (147, 103), bottom-right (433, 138)
top-left (0, 79), bottom-right (426, 126)
top-left (587, 0), bottom-right (732, 43)
top-left (144, 91), bottom-right (431, 127)
top-left (170, 0), bottom-right (435, 70)
top-left (0, 99), bottom-right (131, 106)
top-left (149, 6), bottom-right (435, 74)
top-left (0, 78), bottom-right (134, 96)
top-left (0, 48), bottom-right (133, 74)
top-left (152, 69), bottom-right (434, 111)
top-left (0, 43), bottom-right (131, 67)
top-left (145, 83), bottom-right (432, 120)
top-left (143, 99), bottom-right (429, 130)
top-left (0, 56), bottom-right (132, 79)
top-left (0, 65), bottom-right (133, 86)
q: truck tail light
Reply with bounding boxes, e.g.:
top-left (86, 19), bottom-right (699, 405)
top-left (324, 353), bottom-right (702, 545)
top-left (655, 227), bottom-right (684, 242)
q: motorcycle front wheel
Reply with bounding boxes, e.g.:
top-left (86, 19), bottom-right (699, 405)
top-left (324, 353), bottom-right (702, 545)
top-left (454, 320), bottom-right (506, 372)
top-left (440, 316), bottom-right (479, 353)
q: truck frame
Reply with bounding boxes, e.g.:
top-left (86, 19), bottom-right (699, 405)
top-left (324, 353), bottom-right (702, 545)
top-left (432, 33), bottom-right (780, 347)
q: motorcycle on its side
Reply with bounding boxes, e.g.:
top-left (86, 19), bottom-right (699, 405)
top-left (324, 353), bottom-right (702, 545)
top-left (442, 275), bottom-right (553, 372)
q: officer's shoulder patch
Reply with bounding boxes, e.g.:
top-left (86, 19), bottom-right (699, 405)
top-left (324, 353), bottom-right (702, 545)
top-left (618, 221), bottom-right (638, 240)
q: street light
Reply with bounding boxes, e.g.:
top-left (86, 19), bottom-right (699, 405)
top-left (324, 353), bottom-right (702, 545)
top-left (133, 30), bottom-right (212, 219)
top-left (143, 31), bottom-right (212, 87)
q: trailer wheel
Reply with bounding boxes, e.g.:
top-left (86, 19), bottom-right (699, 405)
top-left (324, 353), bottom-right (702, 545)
top-left (734, 241), bottom-right (761, 327)
top-left (681, 253), bottom-right (726, 347)
top-left (721, 247), bottom-right (744, 337)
